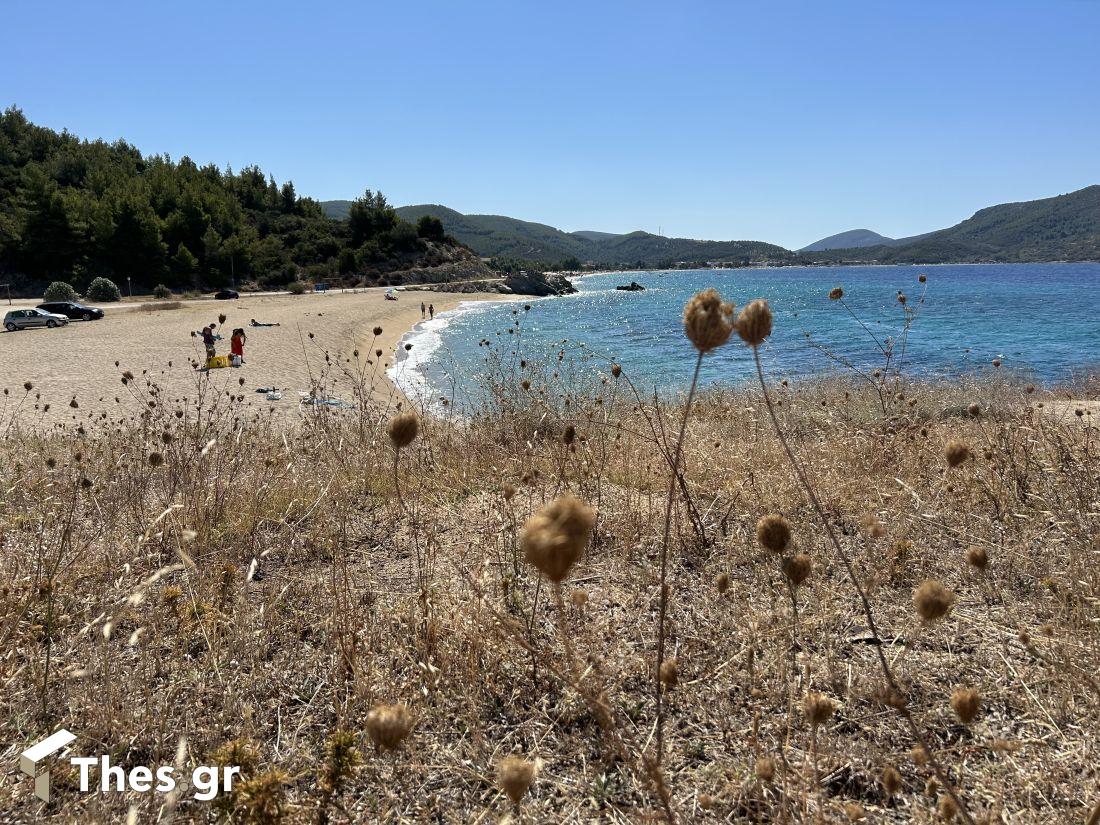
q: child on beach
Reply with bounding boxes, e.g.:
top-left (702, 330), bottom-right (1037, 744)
top-left (231, 328), bottom-right (246, 364)
top-left (201, 324), bottom-right (219, 360)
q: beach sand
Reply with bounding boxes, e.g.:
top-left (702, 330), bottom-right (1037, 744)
top-left (0, 287), bottom-right (506, 429)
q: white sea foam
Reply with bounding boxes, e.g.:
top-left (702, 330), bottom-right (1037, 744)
top-left (387, 299), bottom-right (520, 410)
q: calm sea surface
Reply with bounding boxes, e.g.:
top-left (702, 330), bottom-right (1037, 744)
top-left (391, 263), bottom-right (1100, 408)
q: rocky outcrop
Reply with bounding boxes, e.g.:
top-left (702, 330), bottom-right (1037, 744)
top-left (502, 270), bottom-right (577, 296)
top-left (616, 280), bottom-right (645, 291)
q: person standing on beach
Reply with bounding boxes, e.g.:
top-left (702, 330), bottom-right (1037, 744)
top-left (428, 303), bottom-right (434, 319)
top-left (231, 328), bottom-right (246, 364)
top-left (421, 301), bottom-right (426, 319)
top-left (201, 324), bottom-right (218, 360)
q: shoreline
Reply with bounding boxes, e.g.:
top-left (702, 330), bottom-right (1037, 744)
top-left (385, 292), bottom-right (526, 409)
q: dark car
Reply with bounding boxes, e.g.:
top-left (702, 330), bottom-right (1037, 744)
top-left (214, 289), bottom-right (239, 300)
top-left (37, 301), bottom-right (105, 321)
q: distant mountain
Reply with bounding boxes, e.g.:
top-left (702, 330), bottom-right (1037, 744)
top-left (321, 199), bottom-right (354, 220)
top-left (811, 185), bottom-right (1100, 263)
top-left (801, 229), bottom-right (895, 252)
top-left (392, 205), bottom-right (593, 261)
top-left (325, 203), bottom-right (794, 267)
top-left (571, 230), bottom-right (621, 242)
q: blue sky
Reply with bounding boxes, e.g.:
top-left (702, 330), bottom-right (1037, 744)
top-left (4, 0), bottom-right (1099, 249)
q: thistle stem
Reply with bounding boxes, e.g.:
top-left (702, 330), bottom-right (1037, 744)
top-left (654, 349), bottom-right (703, 763)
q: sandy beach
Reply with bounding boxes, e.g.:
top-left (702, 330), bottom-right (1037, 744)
top-left (0, 287), bottom-right (507, 428)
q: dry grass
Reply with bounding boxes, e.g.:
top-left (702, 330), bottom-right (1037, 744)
top-left (0, 287), bottom-right (1098, 823)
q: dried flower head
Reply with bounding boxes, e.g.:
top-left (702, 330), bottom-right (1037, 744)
top-left (882, 764), bottom-right (902, 798)
top-left (502, 483), bottom-right (516, 501)
top-left (497, 755), bottom-right (536, 806)
top-left (938, 793), bottom-right (959, 822)
top-left (715, 572), bottom-right (730, 594)
top-left (736, 299), bottom-right (773, 347)
top-left (521, 494), bottom-right (595, 582)
top-left (611, 363), bottom-right (622, 378)
top-left (755, 756), bottom-right (776, 783)
top-left (944, 440), bottom-right (971, 467)
top-left (782, 553), bottom-right (812, 587)
top-left (966, 545), bottom-right (988, 570)
top-left (829, 286), bottom-right (844, 300)
top-left (373, 326), bottom-right (383, 336)
top-left (387, 412), bottom-right (419, 449)
top-left (844, 802), bottom-right (867, 821)
top-left (967, 402), bottom-right (981, 417)
top-left (950, 687), bottom-right (982, 724)
top-left (365, 703), bottom-right (413, 752)
top-left (659, 658), bottom-right (679, 687)
top-left (683, 288), bottom-right (735, 352)
top-left (803, 692), bottom-right (836, 727)
top-left (756, 514), bottom-right (792, 553)
top-left (913, 579), bottom-right (954, 622)
top-left (148, 452), bottom-right (165, 467)
top-left (562, 424), bottom-right (576, 445)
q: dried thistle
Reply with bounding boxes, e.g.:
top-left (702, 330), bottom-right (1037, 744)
top-left (945, 440), bottom-right (971, 467)
top-left (950, 687), bottom-right (982, 724)
top-left (782, 553), bottom-right (812, 587)
top-left (938, 793), bottom-right (959, 821)
top-left (365, 703), bottom-right (413, 752)
top-left (803, 692), bottom-right (835, 727)
top-left (659, 658), bottom-right (679, 687)
top-left (521, 494), bottom-right (595, 582)
top-left (882, 764), bottom-right (902, 798)
top-left (497, 755), bottom-right (536, 806)
top-left (913, 579), bottom-right (955, 622)
top-left (829, 287), bottom-right (844, 300)
top-left (756, 514), bottom-right (791, 553)
top-left (736, 299), bottom-right (773, 347)
top-left (683, 288), bottom-right (735, 352)
top-left (966, 545), bottom-right (989, 570)
top-left (755, 756), bottom-right (776, 783)
top-left (387, 412), bottom-right (419, 449)
top-left (715, 572), bottom-right (729, 594)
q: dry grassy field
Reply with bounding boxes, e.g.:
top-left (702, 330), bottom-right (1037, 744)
top-left (0, 287), bottom-right (1098, 823)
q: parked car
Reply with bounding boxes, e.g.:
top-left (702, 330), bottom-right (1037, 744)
top-left (214, 289), bottom-right (239, 300)
top-left (4, 308), bottom-right (70, 331)
top-left (37, 301), bottom-right (105, 321)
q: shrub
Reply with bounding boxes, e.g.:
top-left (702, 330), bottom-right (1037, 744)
top-left (417, 214), bottom-right (446, 242)
top-left (86, 277), bottom-right (122, 302)
top-left (287, 281), bottom-right (308, 295)
top-left (153, 284), bottom-right (173, 299)
top-left (43, 281), bottom-right (79, 302)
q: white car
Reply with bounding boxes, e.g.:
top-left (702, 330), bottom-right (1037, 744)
top-left (4, 308), bottom-right (71, 331)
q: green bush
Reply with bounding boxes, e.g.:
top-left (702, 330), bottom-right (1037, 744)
top-left (43, 281), bottom-right (79, 302)
top-left (287, 281), bottom-right (307, 295)
top-left (153, 284), bottom-right (173, 299)
top-left (86, 277), bottom-right (122, 302)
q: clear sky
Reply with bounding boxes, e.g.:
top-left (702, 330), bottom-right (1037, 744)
top-left (4, 0), bottom-right (1099, 249)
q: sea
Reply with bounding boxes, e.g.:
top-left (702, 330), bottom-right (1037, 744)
top-left (390, 263), bottom-right (1100, 411)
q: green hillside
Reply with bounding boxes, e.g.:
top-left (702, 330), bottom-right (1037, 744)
top-left (322, 202), bottom-right (795, 267)
top-left (0, 110), bottom-right (482, 296)
top-left (392, 205), bottom-right (592, 261)
top-left (810, 186), bottom-right (1100, 263)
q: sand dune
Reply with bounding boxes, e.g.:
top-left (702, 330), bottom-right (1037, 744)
top-left (0, 288), bottom-right (504, 429)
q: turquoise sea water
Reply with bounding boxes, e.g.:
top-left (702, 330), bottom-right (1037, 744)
top-left (391, 264), bottom-right (1100, 409)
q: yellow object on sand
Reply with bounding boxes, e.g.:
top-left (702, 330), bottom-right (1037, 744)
top-left (206, 355), bottom-right (230, 369)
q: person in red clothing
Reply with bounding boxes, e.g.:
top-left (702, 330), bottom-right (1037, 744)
top-left (230, 328), bottom-right (246, 364)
